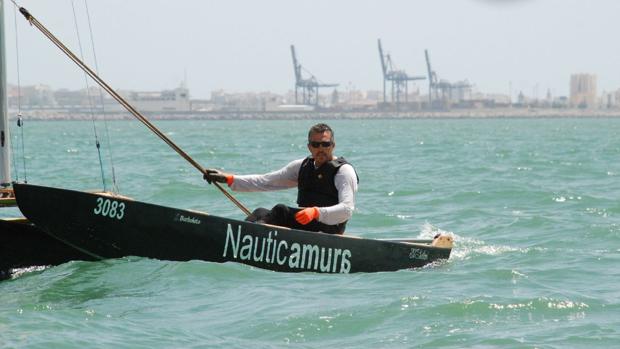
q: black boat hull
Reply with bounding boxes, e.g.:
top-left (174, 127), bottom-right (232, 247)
top-left (0, 218), bottom-right (96, 280)
top-left (13, 183), bottom-right (451, 273)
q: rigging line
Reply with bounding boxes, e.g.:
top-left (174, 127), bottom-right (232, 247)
top-left (84, 0), bottom-right (119, 193)
top-left (11, 4), bottom-right (26, 182)
top-left (10, 5), bottom-right (20, 181)
top-left (17, 116), bottom-right (26, 183)
top-left (70, 0), bottom-right (106, 191)
top-left (14, 5), bottom-right (251, 216)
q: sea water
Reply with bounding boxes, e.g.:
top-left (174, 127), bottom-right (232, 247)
top-left (1, 118), bottom-right (619, 348)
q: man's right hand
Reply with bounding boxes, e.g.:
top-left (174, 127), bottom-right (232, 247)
top-left (203, 169), bottom-right (233, 185)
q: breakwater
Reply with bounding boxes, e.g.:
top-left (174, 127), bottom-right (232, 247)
top-left (8, 108), bottom-right (620, 120)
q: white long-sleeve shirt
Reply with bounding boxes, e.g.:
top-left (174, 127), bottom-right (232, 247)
top-left (230, 158), bottom-right (358, 225)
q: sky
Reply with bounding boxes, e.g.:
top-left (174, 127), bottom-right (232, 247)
top-left (2, 0), bottom-right (619, 99)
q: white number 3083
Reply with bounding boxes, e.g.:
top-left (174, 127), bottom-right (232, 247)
top-left (93, 197), bottom-right (125, 220)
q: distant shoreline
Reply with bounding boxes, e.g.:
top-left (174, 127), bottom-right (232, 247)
top-left (8, 108), bottom-right (620, 120)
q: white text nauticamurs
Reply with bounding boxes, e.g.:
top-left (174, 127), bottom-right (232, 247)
top-left (223, 224), bottom-right (352, 273)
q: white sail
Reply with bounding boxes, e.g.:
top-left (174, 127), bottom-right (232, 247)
top-left (0, 0), bottom-right (11, 187)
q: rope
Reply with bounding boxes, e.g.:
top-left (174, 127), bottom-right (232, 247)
top-left (71, 0), bottom-right (106, 191)
top-left (13, 3), bottom-right (251, 216)
top-left (84, 0), bottom-right (119, 193)
top-left (9, 5), bottom-right (20, 182)
top-left (17, 116), bottom-right (26, 183)
top-left (12, 4), bottom-right (27, 182)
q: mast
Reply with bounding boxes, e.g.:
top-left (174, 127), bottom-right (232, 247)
top-left (0, 0), bottom-right (12, 187)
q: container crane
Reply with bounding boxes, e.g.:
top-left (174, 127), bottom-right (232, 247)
top-left (425, 49), bottom-right (472, 108)
top-left (378, 39), bottom-right (425, 105)
top-left (290, 45), bottom-right (338, 107)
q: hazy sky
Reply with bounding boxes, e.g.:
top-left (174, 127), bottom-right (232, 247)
top-left (3, 0), bottom-right (619, 99)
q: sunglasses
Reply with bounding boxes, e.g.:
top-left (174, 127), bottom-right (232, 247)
top-left (308, 141), bottom-right (333, 148)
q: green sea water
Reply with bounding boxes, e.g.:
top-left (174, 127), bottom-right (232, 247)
top-left (1, 118), bottom-right (619, 348)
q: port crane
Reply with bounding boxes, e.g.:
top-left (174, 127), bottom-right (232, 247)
top-left (425, 49), bottom-right (471, 108)
top-left (290, 45), bottom-right (338, 106)
top-left (377, 39), bottom-right (425, 105)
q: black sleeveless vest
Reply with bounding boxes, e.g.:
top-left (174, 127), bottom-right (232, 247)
top-left (297, 157), bottom-right (356, 234)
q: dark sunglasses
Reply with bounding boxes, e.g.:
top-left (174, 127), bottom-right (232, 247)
top-left (308, 141), bottom-right (333, 148)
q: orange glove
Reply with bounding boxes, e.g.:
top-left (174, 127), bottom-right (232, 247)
top-left (295, 207), bottom-right (320, 225)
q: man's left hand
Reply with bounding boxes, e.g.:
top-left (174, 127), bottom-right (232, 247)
top-left (295, 207), bottom-right (320, 225)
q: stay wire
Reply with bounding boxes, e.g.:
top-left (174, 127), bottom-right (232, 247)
top-left (9, 5), bottom-right (19, 182)
top-left (70, 0), bottom-right (106, 191)
top-left (84, 0), bottom-right (119, 193)
top-left (14, 4), bottom-right (251, 216)
top-left (11, 3), bottom-right (26, 182)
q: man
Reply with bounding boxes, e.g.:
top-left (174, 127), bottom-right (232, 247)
top-left (204, 123), bottom-right (358, 235)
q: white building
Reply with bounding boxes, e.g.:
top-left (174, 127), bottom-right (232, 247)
top-left (122, 84), bottom-right (190, 112)
top-left (569, 74), bottom-right (597, 108)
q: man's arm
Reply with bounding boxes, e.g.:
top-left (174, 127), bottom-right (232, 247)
top-left (229, 159), bottom-right (304, 192)
top-left (316, 164), bottom-right (358, 225)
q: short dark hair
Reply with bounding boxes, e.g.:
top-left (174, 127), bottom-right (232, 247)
top-left (308, 123), bottom-right (334, 142)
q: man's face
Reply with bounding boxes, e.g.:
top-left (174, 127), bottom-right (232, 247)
top-left (307, 131), bottom-right (334, 167)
